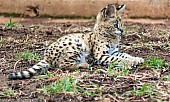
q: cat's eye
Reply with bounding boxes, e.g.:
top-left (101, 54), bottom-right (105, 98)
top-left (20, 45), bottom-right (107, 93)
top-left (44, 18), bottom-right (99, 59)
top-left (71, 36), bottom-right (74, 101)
top-left (114, 23), bottom-right (118, 28)
top-left (114, 20), bottom-right (118, 28)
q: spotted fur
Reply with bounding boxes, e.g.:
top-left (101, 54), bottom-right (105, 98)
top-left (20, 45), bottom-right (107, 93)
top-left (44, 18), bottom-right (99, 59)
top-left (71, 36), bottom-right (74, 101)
top-left (8, 4), bottom-right (144, 80)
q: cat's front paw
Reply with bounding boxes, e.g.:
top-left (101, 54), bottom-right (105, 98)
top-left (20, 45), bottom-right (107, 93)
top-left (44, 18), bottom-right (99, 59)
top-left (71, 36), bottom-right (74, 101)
top-left (130, 57), bottom-right (144, 68)
top-left (134, 57), bottom-right (144, 64)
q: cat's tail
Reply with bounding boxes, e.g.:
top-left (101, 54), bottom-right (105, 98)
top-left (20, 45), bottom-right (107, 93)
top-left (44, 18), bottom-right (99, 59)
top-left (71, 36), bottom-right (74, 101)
top-left (8, 60), bottom-right (51, 80)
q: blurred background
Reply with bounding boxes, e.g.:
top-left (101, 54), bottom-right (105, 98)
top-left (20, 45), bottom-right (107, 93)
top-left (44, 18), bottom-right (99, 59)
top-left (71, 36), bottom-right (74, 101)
top-left (0, 0), bottom-right (169, 22)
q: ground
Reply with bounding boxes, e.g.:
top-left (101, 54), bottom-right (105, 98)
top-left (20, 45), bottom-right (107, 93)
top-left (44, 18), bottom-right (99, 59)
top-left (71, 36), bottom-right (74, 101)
top-left (0, 17), bottom-right (170, 102)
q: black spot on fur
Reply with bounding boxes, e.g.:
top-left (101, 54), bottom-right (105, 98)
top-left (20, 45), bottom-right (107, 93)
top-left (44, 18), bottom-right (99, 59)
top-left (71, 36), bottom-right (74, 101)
top-left (69, 42), bottom-right (72, 45)
top-left (53, 57), bottom-right (57, 60)
top-left (72, 46), bottom-right (75, 50)
top-left (77, 47), bottom-right (81, 50)
top-left (75, 39), bottom-right (79, 42)
top-left (105, 61), bottom-right (109, 64)
top-left (103, 51), bottom-right (109, 54)
top-left (82, 35), bottom-right (84, 39)
top-left (106, 44), bottom-right (110, 48)
top-left (77, 44), bottom-right (82, 47)
top-left (110, 57), bottom-right (116, 62)
top-left (98, 48), bottom-right (100, 51)
top-left (55, 53), bottom-right (58, 56)
top-left (119, 53), bottom-right (123, 56)
top-left (65, 62), bottom-right (70, 65)
top-left (67, 52), bottom-right (72, 54)
top-left (58, 52), bottom-right (61, 55)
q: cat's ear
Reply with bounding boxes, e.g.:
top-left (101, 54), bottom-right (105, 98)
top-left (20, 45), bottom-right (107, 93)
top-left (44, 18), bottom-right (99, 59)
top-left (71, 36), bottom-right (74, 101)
top-left (96, 4), bottom-right (116, 22)
top-left (105, 4), bottom-right (116, 18)
top-left (116, 4), bottom-right (125, 15)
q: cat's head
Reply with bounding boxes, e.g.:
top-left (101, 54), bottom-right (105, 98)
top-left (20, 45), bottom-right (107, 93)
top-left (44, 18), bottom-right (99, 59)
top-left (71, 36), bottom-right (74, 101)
top-left (96, 4), bottom-right (125, 36)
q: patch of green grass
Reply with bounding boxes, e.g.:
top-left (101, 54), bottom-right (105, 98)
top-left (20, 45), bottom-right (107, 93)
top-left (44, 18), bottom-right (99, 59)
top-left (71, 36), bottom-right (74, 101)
top-left (127, 83), bottom-right (153, 96)
top-left (16, 50), bottom-right (40, 62)
top-left (144, 56), bottom-right (169, 70)
top-left (39, 76), bottom-right (78, 94)
top-left (0, 88), bottom-right (15, 97)
top-left (107, 61), bottom-right (116, 72)
top-left (107, 61), bottom-right (129, 76)
top-left (38, 76), bottom-right (101, 97)
top-left (4, 17), bottom-right (19, 29)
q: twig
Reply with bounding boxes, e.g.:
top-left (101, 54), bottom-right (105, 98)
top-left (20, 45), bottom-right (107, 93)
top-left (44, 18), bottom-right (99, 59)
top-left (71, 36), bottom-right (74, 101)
top-left (13, 59), bottom-right (21, 70)
top-left (107, 94), bottom-right (120, 102)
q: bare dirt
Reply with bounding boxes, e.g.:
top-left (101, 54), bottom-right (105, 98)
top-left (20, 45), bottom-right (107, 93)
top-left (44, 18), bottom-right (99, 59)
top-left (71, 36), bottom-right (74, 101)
top-left (0, 18), bottom-right (170, 102)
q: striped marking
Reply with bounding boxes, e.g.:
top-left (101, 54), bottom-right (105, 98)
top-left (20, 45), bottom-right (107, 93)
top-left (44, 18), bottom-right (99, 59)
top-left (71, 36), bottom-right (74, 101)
top-left (99, 55), bottom-right (109, 61)
top-left (32, 65), bottom-right (41, 70)
top-left (111, 51), bottom-right (119, 56)
top-left (16, 72), bottom-right (22, 78)
top-left (22, 71), bottom-right (30, 78)
top-left (28, 68), bottom-right (36, 74)
top-left (100, 55), bottom-right (109, 64)
top-left (101, 56), bottom-right (110, 65)
top-left (8, 60), bottom-right (51, 80)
